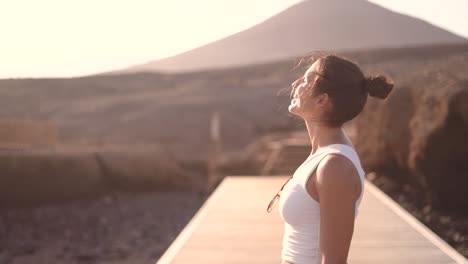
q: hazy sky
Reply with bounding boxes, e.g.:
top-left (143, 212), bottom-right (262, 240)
top-left (0, 0), bottom-right (466, 79)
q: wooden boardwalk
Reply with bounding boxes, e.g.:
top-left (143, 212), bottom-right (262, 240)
top-left (157, 176), bottom-right (467, 264)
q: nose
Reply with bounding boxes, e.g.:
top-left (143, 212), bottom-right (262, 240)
top-left (291, 82), bottom-right (299, 98)
top-left (291, 89), bottom-right (298, 99)
top-left (291, 78), bottom-right (301, 89)
top-left (293, 85), bottom-right (302, 98)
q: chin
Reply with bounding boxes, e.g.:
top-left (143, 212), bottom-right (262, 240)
top-left (288, 106), bottom-right (302, 117)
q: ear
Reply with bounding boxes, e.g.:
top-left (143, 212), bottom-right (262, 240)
top-left (316, 93), bottom-right (329, 105)
top-left (315, 93), bottom-right (333, 112)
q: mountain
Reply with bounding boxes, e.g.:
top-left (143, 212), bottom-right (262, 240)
top-left (116, 0), bottom-right (467, 73)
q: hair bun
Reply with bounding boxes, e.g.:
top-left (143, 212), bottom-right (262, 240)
top-left (364, 75), bottom-right (394, 99)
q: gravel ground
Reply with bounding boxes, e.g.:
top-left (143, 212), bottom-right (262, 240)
top-left (367, 173), bottom-right (468, 259)
top-left (0, 191), bottom-right (207, 264)
top-left (1, 175), bottom-right (466, 263)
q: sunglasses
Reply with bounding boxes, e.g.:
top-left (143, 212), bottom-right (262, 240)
top-left (266, 176), bottom-right (293, 213)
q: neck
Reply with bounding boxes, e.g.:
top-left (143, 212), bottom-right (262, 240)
top-left (304, 119), bottom-right (348, 154)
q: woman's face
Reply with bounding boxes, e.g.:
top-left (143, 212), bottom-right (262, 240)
top-left (288, 61), bottom-right (328, 119)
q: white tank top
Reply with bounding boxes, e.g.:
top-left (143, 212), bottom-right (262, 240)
top-left (278, 144), bottom-right (365, 264)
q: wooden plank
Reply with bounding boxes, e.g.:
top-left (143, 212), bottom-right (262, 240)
top-left (157, 176), bottom-right (467, 264)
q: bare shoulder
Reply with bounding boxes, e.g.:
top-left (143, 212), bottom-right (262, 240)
top-left (315, 154), bottom-right (361, 201)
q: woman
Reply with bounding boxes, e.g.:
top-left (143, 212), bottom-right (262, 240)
top-left (273, 54), bottom-right (393, 264)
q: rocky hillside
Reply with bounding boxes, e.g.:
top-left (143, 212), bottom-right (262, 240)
top-left (1, 43), bottom-right (467, 211)
top-left (1, 44), bottom-right (467, 163)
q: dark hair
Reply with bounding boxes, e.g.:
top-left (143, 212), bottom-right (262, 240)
top-left (295, 53), bottom-right (393, 127)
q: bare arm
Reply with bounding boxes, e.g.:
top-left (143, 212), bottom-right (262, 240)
top-left (315, 154), bottom-right (361, 264)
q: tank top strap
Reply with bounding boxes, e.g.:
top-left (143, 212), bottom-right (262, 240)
top-left (299, 144), bottom-right (365, 190)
